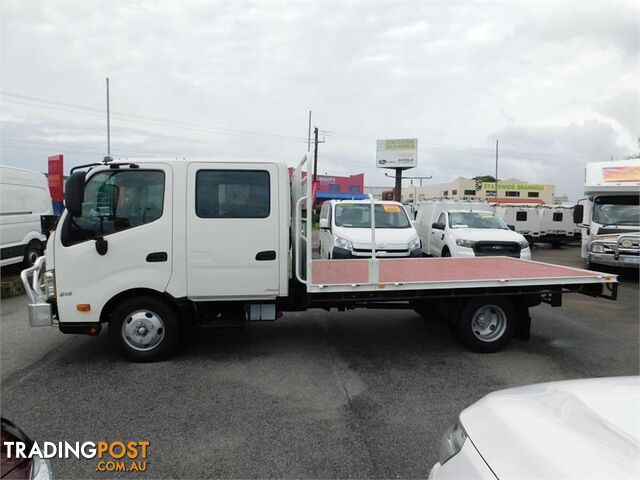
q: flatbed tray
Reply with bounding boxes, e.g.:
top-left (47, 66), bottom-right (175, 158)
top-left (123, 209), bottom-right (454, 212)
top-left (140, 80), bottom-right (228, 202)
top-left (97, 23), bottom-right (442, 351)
top-left (308, 257), bottom-right (616, 293)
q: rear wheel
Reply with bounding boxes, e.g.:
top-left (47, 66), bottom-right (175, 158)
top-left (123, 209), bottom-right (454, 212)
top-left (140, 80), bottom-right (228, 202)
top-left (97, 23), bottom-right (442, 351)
top-left (109, 296), bottom-right (180, 362)
top-left (457, 297), bottom-right (515, 353)
top-left (23, 240), bottom-right (43, 268)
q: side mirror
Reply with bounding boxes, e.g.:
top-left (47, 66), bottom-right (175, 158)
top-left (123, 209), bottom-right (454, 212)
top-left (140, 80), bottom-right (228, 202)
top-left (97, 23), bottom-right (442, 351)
top-left (432, 222), bottom-right (444, 230)
top-left (319, 218), bottom-right (330, 230)
top-left (507, 224), bottom-right (516, 231)
top-left (573, 204), bottom-right (584, 224)
top-left (65, 171), bottom-right (86, 217)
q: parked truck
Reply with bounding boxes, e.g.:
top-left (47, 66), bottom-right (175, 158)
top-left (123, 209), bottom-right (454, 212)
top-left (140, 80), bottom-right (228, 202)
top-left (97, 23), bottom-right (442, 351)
top-left (573, 160), bottom-right (640, 268)
top-left (22, 156), bottom-right (618, 362)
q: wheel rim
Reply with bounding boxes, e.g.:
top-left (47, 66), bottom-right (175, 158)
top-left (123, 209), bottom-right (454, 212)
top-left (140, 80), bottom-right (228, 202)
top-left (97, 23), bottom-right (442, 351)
top-left (471, 305), bottom-right (507, 342)
top-left (27, 249), bottom-right (39, 266)
top-left (121, 309), bottom-right (165, 351)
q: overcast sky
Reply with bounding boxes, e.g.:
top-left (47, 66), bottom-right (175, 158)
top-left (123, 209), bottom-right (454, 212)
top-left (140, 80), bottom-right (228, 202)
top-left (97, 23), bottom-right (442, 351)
top-left (1, 0), bottom-right (638, 199)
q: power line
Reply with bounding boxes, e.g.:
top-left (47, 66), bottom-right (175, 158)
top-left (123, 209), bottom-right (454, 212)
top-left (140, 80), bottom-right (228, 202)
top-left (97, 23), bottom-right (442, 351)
top-left (0, 91), bottom-right (308, 144)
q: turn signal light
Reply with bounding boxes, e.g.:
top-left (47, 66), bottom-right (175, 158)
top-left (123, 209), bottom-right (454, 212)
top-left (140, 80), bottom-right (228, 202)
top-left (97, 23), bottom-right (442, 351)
top-left (76, 304), bottom-right (91, 312)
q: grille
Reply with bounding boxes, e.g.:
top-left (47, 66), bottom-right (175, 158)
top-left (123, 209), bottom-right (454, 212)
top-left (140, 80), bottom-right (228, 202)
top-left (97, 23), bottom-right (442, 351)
top-left (473, 241), bottom-right (521, 258)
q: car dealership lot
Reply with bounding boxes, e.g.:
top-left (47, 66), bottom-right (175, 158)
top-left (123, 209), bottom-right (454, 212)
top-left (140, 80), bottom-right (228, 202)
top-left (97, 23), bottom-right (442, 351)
top-left (1, 245), bottom-right (638, 479)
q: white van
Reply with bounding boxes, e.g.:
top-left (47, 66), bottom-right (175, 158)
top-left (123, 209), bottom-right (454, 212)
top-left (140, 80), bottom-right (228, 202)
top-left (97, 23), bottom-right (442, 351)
top-left (318, 199), bottom-right (421, 259)
top-left (415, 199), bottom-right (531, 259)
top-left (0, 165), bottom-right (52, 268)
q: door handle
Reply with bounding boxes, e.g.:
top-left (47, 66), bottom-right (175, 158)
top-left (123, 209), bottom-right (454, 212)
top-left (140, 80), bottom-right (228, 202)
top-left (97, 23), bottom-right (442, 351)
top-left (255, 250), bottom-right (276, 261)
top-left (146, 252), bottom-right (168, 262)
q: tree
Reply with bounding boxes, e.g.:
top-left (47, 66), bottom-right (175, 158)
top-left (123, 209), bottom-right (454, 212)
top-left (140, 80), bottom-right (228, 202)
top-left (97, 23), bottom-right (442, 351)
top-left (472, 175), bottom-right (497, 182)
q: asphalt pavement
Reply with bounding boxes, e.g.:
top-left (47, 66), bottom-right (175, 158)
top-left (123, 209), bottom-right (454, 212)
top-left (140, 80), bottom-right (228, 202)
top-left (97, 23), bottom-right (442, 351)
top-left (1, 245), bottom-right (638, 478)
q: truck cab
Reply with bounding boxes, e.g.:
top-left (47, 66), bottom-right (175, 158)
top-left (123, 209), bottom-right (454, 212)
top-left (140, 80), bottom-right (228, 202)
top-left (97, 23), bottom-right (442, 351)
top-left (32, 159), bottom-right (291, 360)
top-left (574, 160), bottom-right (640, 268)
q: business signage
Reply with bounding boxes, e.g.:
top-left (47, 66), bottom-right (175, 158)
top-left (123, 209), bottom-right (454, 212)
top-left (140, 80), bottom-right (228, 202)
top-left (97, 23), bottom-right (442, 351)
top-left (482, 182), bottom-right (545, 192)
top-left (376, 138), bottom-right (417, 169)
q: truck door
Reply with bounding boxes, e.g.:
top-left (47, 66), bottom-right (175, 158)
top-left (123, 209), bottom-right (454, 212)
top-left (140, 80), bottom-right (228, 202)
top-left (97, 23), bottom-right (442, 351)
top-left (186, 163), bottom-right (280, 299)
top-left (431, 211), bottom-right (447, 256)
top-left (55, 165), bottom-right (173, 323)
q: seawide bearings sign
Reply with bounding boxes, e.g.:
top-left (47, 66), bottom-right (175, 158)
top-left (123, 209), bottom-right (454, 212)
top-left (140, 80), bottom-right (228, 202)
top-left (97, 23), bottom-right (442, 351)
top-left (376, 138), bottom-right (418, 169)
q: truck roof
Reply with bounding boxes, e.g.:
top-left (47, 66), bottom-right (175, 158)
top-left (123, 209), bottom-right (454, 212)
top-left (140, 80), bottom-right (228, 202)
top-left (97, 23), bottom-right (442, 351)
top-left (584, 160), bottom-right (640, 193)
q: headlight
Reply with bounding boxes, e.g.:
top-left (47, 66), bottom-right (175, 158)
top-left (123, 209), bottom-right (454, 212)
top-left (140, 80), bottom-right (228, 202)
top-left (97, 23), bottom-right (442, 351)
top-left (455, 239), bottom-right (476, 248)
top-left (408, 236), bottom-right (420, 250)
top-left (334, 236), bottom-right (353, 250)
top-left (438, 420), bottom-right (467, 465)
top-left (518, 240), bottom-right (530, 249)
top-left (42, 270), bottom-right (56, 299)
top-left (591, 243), bottom-right (605, 253)
top-left (621, 238), bottom-right (633, 248)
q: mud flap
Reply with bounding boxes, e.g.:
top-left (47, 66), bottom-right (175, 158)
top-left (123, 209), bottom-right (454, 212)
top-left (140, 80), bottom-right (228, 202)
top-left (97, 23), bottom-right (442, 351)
top-left (514, 304), bottom-right (531, 341)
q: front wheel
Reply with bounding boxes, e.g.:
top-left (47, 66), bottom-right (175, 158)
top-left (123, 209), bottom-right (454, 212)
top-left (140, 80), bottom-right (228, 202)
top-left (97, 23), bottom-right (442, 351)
top-left (23, 241), bottom-right (43, 268)
top-left (109, 296), bottom-right (180, 362)
top-left (457, 298), bottom-right (515, 353)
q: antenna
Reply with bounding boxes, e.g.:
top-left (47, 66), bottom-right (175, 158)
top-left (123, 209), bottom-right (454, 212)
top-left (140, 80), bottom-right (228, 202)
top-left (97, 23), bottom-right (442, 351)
top-left (104, 77), bottom-right (112, 163)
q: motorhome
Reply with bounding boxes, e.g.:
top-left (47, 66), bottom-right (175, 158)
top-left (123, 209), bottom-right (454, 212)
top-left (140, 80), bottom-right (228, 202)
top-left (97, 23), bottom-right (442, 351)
top-left (22, 156), bottom-right (617, 362)
top-left (318, 199), bottom-right (421, 259)
top-left (0, 165), bottom-right (52, 268)
top-left (573, 160), bottom-right (640, 268)
top-left (415, 200), bottom-right (531, 259)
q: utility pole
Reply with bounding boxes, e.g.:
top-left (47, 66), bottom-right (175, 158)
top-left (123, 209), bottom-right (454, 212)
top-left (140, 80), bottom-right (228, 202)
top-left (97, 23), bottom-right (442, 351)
top-left (106, 77), bottom-right (111, 157)
top-left (307, 110), bottom-right (312, 152)
top-left (313, 127), bottom-right (319, 182)
top-left (495, 139), bottom-right (499, 201)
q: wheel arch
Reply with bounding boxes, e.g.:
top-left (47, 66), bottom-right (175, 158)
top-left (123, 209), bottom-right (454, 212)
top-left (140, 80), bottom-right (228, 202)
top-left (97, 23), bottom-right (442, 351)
top-left (99, 288), bottom-right (193, 324)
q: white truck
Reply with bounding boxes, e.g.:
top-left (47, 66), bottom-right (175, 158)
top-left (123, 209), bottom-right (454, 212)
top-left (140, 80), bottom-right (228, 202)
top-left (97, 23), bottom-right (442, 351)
top-left (415, 200), bottom-right (531, 259)
top-left (538, 205), bottom-right (578, 246)
top-left (22, 156), bottom-right (618, 362)
top-left (494, 204), bottom-right (543, 242)
top-left (0, 165), bottom-right (53, 268)
top-left (573, 160), bottom-right (640, 268)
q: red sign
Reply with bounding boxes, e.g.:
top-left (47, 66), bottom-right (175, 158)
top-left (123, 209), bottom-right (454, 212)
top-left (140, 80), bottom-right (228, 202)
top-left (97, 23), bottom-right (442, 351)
top-left (48, 154), bottom-right (64, 202)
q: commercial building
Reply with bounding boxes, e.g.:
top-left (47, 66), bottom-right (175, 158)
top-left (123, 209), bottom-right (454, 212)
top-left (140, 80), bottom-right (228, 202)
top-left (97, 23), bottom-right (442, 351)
top-left (402, 177), bottom-right (555, 204)
top-left (288, 169), bottom-right (367, 204)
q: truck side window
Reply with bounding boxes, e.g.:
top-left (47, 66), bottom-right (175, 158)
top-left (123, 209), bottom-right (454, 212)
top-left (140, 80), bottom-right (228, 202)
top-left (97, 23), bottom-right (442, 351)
top-left (437, 212), bottom-right (446, 227)
top-left (196, 170), bottom-right (270, 218)
top-left (61, 170), bottom-right (165, 246)
top-left (516, 211), bottom-right (527, 221)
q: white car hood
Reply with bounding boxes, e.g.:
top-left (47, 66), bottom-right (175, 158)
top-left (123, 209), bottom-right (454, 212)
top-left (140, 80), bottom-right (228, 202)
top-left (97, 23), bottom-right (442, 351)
top-left (460, 376), bottom-right (640, 479)
top-left (448, 228), bottom-right (526, 243)
top-left (335, 227), bottom-right (417, 249)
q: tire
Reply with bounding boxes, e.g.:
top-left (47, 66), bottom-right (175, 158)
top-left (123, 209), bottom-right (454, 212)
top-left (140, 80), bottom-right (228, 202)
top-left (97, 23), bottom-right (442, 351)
top-left (23, 241), bottom-right (43, 268)
top-left (109, 296), bottom-right (180, 362)
top-left (442, 248), bottom-right (451, 257)
top-left (457, 297), bottom-right (515, 353)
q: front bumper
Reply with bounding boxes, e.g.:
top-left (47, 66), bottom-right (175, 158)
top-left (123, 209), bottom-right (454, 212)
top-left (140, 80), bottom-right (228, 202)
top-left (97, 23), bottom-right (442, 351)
top-left (20, 256), bottom-right (53, 327)
top-left (332, 247), bottom-right (422, 259)
top-left (588, 253), bottom-right (640, 268)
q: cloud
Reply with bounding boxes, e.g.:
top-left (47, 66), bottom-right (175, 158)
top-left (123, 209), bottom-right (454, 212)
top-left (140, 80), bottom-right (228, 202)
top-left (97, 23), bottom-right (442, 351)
top-left (0, 1), bottom-right (638, 202)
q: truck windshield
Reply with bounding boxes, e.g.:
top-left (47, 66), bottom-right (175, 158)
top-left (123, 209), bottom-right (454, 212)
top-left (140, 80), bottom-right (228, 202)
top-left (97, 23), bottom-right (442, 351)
top-left (448, 211), bottom-right (507, 229)
top-left (593, 196), bottom-right (640, 225)
top-left (334, 203), bottom-right (411, 228)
